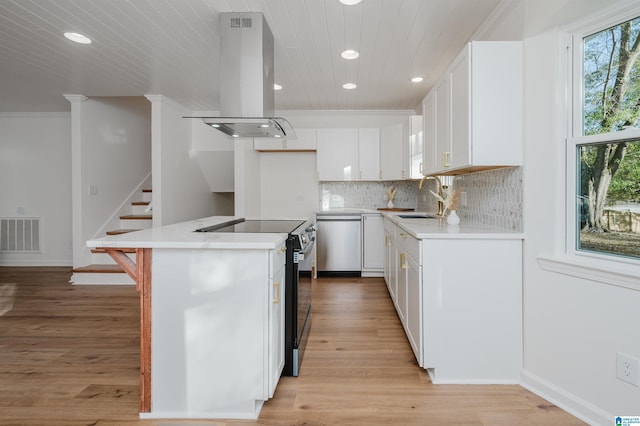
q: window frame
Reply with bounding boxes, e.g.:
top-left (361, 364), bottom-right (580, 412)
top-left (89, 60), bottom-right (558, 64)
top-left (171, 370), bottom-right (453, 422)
top-left (538, 2), bottom-right (640, 289)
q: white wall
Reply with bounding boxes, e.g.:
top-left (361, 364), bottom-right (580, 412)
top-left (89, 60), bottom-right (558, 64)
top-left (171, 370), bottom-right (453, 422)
top-left (519, 1), bottom-right (640, 424)
top-left (148, 96), bottom-right (217, 226)
top-left (259, 152), bottom-right (318, 220)
top-left (0, 113), bottom-right (72, 266)
top-left (68, 97), bottom-right (151, 267)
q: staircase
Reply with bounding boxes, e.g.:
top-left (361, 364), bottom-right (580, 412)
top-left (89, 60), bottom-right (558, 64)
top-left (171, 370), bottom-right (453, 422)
top-left (71, 188), bottom-right (152, 285)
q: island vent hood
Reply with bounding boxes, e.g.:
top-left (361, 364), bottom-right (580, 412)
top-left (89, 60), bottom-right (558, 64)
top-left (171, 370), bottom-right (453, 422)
top-left (193, 12), bottom-right (295, 139)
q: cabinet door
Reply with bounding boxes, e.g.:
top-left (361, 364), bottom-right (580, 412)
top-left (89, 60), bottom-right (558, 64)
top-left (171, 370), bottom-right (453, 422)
top-left (405, 252), bottom-right (422, 365)
top-left (434, 76), bottom-right (451, 172)
top-left (450, 48), bottom-right (471, 169)
top-left (289, 128), bottom-right (316, 150)
top-left (317, 128), bottom-right (359, 180)
top-left (379, 124), bottom-right (403, 180)
top-left (268, 263), bottom-right (285, 397)
top-left (422, 91), bottom-right (436, 176)
top-left (358, 128), bottom-right (380, 180)
top-left (409, 115), bottom-right (423, 179)
top-left (362, 214), bottom-right (384, 271)
top-left (397, 251), bottom-right (408, 324)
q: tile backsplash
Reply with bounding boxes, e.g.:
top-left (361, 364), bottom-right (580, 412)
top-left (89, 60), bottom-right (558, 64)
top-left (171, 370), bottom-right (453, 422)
top-left (319, 166), bottom-right (523, 231)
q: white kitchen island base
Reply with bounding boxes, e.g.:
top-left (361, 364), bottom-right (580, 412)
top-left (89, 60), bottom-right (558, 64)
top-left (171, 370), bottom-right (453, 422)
top-left (146, 248), bottom-right (284, 419)
top-left (87, 216), bottom-right (288, 420)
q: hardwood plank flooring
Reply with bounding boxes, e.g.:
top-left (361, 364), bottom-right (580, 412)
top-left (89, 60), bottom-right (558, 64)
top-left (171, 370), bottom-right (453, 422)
top-left (0, 267), bottom-right (586, 425)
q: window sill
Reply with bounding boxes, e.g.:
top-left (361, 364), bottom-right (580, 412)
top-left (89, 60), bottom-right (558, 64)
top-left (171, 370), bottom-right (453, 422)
top-left (537, 255), bottom-right (640, 291)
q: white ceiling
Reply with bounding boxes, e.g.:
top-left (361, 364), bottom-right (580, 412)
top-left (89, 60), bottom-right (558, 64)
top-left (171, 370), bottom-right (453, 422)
top-left (0, 0), bottom-right (503, 113)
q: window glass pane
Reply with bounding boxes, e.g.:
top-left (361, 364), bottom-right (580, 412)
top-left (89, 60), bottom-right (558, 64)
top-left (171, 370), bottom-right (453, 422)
top-left (577, 139), bottom-right (640, 259)
top-left (583, 16), bottom-right (640, 136)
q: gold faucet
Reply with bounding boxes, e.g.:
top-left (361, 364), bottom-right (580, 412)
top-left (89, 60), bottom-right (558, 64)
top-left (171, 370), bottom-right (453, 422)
top-left (418, 175), bottom-right (444, 217)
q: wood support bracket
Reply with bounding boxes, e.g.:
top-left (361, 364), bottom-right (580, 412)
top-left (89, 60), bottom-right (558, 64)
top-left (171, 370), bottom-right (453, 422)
top-left (104, 248), bottom-right (152, 413)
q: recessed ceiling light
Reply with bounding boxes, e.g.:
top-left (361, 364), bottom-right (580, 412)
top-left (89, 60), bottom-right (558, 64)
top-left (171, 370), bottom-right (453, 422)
top-left (274, 83), bottom-right (282, 90)
top-left (64, 32), bottom-right (92, 44)
top-left (339, 0), bottom-right (362, 5)
top-left (342, 83), bottom-right (357, 90)
top-left (411, 76), bottom-right (424, 83)
top-left (232, 134), bottom-right (239, 138)
top-left (341, 49), bottom-right (359, 60)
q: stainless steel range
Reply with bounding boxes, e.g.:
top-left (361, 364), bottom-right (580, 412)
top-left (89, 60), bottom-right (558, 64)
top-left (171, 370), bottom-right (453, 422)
top-left (195, 218), bottom-right (316, 376)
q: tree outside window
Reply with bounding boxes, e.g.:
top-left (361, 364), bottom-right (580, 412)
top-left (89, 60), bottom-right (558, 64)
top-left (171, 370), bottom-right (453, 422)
top-left (577, 15), bottom-right (640, 259)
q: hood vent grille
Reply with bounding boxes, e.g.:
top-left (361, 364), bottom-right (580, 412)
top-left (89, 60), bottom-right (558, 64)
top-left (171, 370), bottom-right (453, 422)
top-left (186, 12), bottom-right (295, 140)
top-left (230, 17), bottom-right (252, 28)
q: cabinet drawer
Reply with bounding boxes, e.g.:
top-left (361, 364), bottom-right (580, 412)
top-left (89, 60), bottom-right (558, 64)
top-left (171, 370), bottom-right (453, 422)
top-left (396, 229), bottom-right (420, 263)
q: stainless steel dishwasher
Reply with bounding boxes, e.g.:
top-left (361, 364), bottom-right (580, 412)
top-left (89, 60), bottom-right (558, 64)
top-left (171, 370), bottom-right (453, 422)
top-left (316, 214), bottom-right (362, 275)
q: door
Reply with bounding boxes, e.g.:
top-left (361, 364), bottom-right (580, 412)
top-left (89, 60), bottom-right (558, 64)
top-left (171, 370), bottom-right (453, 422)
top-left (362, 214), bottom-right (384, 271)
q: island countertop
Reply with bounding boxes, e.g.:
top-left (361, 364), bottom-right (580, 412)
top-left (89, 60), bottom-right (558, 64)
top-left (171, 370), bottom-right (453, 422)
top-left (87, 216), bottom-right (289, 250)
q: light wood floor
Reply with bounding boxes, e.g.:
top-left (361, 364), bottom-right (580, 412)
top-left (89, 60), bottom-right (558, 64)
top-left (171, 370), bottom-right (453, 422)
top-left (0, 267), bottom-right (586, 426)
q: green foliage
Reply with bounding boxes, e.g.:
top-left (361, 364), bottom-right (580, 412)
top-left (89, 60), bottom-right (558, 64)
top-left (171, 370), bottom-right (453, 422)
top-left (583, 17), bottom-right (640, 135)
top-left (608, 139), bottom-right (640, 201)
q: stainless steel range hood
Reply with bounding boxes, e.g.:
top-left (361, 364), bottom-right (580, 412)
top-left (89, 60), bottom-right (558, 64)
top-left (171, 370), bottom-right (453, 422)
top-left (190, 12), bottom-right (295, 139)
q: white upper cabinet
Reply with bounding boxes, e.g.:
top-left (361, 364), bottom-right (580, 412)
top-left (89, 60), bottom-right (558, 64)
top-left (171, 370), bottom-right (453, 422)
top-left (422, 91), bottom-right (436, 176)
top-left (422, 41), bottom-right (523, 175)
top-left (358, 128), bottom-right (380, 181)
top-left (317, 128), bottom-right (380, 181)
top-left (380, 124), bottom-right (404, 181)
top-left (254, 128), bottom-right (317, 151)
top-left (317, 128), bottom-right (359, 180)
top-left (403, 115), bottom-right (423, 179)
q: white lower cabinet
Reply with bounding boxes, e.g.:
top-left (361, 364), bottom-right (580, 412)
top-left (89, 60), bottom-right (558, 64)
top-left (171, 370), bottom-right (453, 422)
top-left (396, 228), bottom-right (422, 364)
top-left (362, 213), bottom-right (384, 276)
top-left (382, 217), bottom-right (522, 383)
top-left (383, 218), bottom-right (397, 307)
top-left (149, 242), bottom-right (287, 419)
top-left (268, 244), bottom-right (286, 397)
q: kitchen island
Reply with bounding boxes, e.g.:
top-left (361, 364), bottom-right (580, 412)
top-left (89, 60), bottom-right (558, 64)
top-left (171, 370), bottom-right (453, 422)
top-left (380, 211), bottom-right (524, 384)
top-left (87, 216), bottom-right (288, 420)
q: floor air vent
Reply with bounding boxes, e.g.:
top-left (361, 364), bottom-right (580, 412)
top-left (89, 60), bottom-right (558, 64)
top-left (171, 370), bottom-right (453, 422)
top-left (0, 218), bottom-right (40, 252)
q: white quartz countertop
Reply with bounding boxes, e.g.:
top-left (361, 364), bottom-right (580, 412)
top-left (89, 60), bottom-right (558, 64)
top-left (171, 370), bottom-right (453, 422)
top-left (87, 216), bottom-right (290, 250)
top-left (381, 211), bottom-right (524, 240)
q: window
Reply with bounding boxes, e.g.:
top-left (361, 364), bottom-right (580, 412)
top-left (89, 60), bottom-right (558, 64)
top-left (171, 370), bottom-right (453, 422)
top-left (570, 13), bottom-right (640, 262)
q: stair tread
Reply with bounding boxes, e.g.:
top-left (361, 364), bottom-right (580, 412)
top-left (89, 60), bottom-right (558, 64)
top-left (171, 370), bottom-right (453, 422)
top-left (73, 264), bottom-right (125, 273)
top-left (91, 247), bottom-right (136, 253)
top-left (131, 201), bottom-right (151, 206)
top-left (106, 229), bottom-right (141, 235)
top-left (119, 214), bottom-right (152, 220)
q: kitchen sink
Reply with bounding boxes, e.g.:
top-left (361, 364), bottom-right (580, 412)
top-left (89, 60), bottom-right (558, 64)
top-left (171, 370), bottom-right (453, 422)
top-left (397, 214), bottom-right (439, 219)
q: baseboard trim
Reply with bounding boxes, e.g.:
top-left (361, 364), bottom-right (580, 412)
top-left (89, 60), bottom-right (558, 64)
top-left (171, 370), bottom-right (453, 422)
top-left (521, 369), bottom-right (612, 426)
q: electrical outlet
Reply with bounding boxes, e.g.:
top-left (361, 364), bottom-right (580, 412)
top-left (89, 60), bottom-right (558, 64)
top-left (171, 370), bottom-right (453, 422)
top-left (616, 352), bottom-right (640, 387)
top-left (89, 185), bottom-right (98, 196)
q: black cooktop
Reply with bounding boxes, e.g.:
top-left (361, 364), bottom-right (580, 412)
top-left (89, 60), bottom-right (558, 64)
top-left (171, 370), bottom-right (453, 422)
top-left (195, 219), bottom-right (305, 234)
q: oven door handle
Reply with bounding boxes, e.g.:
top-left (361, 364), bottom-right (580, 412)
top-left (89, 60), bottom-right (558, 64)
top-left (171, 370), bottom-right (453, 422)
top-left (295, 240), bottom-right (315, 262)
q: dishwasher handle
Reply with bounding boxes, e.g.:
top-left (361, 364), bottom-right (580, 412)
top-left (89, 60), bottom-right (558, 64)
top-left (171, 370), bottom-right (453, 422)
top-left (316, 215), bottom-right (362, 222)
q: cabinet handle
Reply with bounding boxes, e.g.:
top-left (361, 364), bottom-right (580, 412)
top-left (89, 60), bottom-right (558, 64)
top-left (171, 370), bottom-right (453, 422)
top-left (399, 232), bottom-right (408, 238)
top-left (385, 236), bottom-right (391, 247)
top-left (443, 152), bottom-right (450, 167)
top-left (419, 161), bottom-right (423, 174)
top-left (278, 246), bottom-right (286, 254)
top-left (273, 282), bottom-right (280, 304)
top-left (400, 253), bottom-right (407, 270)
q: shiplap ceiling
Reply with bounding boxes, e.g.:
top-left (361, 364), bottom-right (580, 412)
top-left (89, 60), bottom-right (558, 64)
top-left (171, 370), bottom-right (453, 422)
top-left (0, 0), bottom-right (503, 113)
